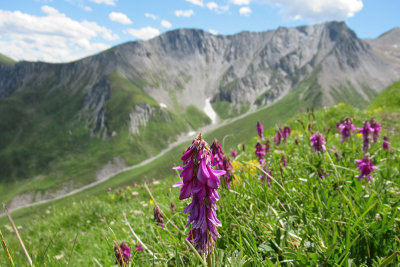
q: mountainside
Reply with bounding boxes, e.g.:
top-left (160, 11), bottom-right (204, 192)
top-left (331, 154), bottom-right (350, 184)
top-left (1, 21), bottom-right (400, 207)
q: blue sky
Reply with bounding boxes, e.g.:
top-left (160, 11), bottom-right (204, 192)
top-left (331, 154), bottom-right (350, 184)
top-left (1, 0), bottom-right (399, 62)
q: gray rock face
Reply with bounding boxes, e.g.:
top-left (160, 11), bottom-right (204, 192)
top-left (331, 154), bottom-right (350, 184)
top-left (1, 21), bottom-right (399, 133)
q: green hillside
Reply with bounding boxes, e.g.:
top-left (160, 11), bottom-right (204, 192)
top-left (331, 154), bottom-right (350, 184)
top-left (1, 81), bottom-right (399, 266)
top-left (0, 54), bottom-right (16, 66)
top-left (0, 71), bottom-right (211, 205)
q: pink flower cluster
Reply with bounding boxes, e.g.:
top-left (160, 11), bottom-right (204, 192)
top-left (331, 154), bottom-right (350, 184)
top-left (173, 134), bottom-right (225, 255)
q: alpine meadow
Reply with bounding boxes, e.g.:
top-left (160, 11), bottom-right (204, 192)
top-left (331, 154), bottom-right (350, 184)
top-left (1, 2), bottom-right (400, 266)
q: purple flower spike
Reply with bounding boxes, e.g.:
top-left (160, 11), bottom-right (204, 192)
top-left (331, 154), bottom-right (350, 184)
top-left (337, 117), bottom-right (355, 143)
top-left (356, 155), bottom-right (377, 181)
top-left (370, 118), bottom-right (382, 143)
top-left (359, 121), bottom-right (374, 153)
top-left (255, 141), bottom-right (266, 164)
top-left (257, 121), bottom-right (264, 140)
top-left (260, 166), bottom-right (272, 186)
top-left (230, 150), bottom-right (238, 158)
top-left (264, 139), bottom-right (271, 154)
top-left (283, 126), bottom-right (291, 139)
top-left (211, 139), bottom-right (234, 188)
top-left (136, 243), bottom-right (143, 252)
top-left (173, 134), bottom-right (225, 255)
top-left (382, 136), bottom-right (390, 150)
top-left (310, 132), bottom-right (326, 152)
top-left (154, 205), bottom-right (164, 229)
top-left (114, 242), bottom-right (131, 266)
top-left (281, 155), bottom-right (287, 167)
top-left (273, 130), bottom-right (282, 146)
top-left (211, 139), bottom-right (224, 170)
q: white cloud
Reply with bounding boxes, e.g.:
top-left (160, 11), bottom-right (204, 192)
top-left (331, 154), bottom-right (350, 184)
top-left (175, 9), bottom-right (194, 17)
top-left (145, 13), bottom-right (158, 20)
top-left (239, 6), bottom-right (252, 15)
top-left (161, 20), bottom-right (172, 29)
top-left (0, 6), bottom-right (118, 62)
top-left (127, 27), bottom-right (160, 40)
top-left (185, 0), bottom-right (204, 7)
top-left (231, 0), bottom-right (250, 5)
top-left (206, 2), bottom-right (218, 10)
top-left (89, 0), bottom-right (116, 6)
top-left (209, 29), bottom-right (218, 35)
top-left (257, 0), bottom-right (363, 21)
top-left (206, 2), bottom-right (229, 13)
top-left (109, 12), bottom-right (132, 24)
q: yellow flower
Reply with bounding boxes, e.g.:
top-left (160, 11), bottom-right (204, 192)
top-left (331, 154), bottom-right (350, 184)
top-left (373, 107), bottom-right (382, 114)
top-left (245, 160), bottom-right (258, 176)
top-left (231, 161), bottom-right (242, 172)
top-left (291, 130), bottom-right (302, 137)
top-left (338, 102), bottom-right (345, 107)
top-left (110, 194), bottom-right (115, 201)
top-left (356, 133), bottom-right (362, 138)
top-left (232, 176), bottom-right (242, 186)
top-left (149, 199), bottom-right (154, 205)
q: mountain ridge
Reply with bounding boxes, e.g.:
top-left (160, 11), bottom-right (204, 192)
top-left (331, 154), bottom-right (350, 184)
top-left (1, 21), bottom-right (400, 208)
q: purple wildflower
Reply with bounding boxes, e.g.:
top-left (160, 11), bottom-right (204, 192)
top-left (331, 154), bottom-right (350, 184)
top-left (355, 155), bottom-right (377, 181)
top-left (135, 243), bottom-right (143, 252)
top-left (317, 169), bottom-right (330, 179)
top-left (119, 189), bottom-right (122, 194)
top-left (154, 205), bottom-right (164, 229)
top-left (310, 132), bottom-right (326, 153)
top-left (283, 126), bottom-right (291, 140)
top-left (264, 139), bottom-right (271, 154)
top-left (114, 242), bottom-right (130, 266)
top-left (260, 166), bottom-right (272, 186)
top-left (211, 139), bottom-right (234, 188)
top-left (359, 121), bottom-right (374, 153)
top-left (370, 118), bottom-right (382, 143)
top-left (230, 150), bottom-right (238, 158)
top-left (273, 130), bottom-right (282, 146)
top-left (108, 187), bottom-right (112, 192)
top-left (337, 117), bottom-right (355, 143)
top-left (281, 155), bottom-right (287, 167)
top-left (170, 202), bottom-right (175, 213)
top-left (173, 134), bottom-right (225, 255)
top-left (221, 155), bottom-right (234, 188)
top-left (255, 141), bottom-right (266, 164)
top-left (257, 121), bottom-right (264, 140)
top-left (382, 136), bottom-right (390, 150)
top-left (211, 139), bottom-right (224, 170)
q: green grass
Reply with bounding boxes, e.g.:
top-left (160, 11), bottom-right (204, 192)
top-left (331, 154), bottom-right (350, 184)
top-left (1, 92), bottom-right (399, 266)
top-left (0, 53), bottom-right (16, 66)
top-left (182, 105), bottom-right (211, 129)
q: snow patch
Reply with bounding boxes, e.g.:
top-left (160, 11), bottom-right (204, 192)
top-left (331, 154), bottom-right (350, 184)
top-left (159, 103), bottom-right (167, 108)
top-left (203, 98), bottom-right (217, 124)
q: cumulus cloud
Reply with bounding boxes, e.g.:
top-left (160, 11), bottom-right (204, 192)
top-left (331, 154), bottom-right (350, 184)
top-left (89, 0), bottom-right (116, 6)
top-left (185, 0), bottom-right (204, 7)
top-left (231, 0), bottom-right (250, 5)
top-left (145, 13), bottom-right (158, 20)
top-left (257, 0), bottom-right (363, 21)
top-left (161, 20), bottom-right (172, 28)
top-left (0, 6), bottom-right (118, 62)
top-left (175, 9), bottom-right (194, 17)
top-left (209, 29), bottom-right (218, 35)
top-left (127, 27), bottom-right (160, 40)
top-left (109, 12), bottom-right (132, 24)
top-left (206, 2), bottom-right (229, 13)
top-left (239, 6), bottom-right (252, 15)
top-left (206, 2), bottom-right (218, 10)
